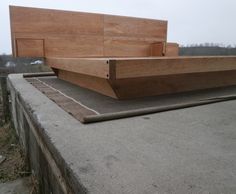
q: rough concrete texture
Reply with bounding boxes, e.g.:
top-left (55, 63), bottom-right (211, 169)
top-left (0, 177), bottom-right (31, 194)
top-left (8, 74), bottom-right (236, 194)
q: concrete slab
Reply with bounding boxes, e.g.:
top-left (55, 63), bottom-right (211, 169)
top-left (8, 74), bottom-right (236, 194)
top-left (0, 177), bottom-right (31, 194)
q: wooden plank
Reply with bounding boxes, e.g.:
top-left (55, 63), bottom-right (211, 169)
top-left (114, 56), bottom-right (236, 79)
top-left (111, 70), bottom-right (236, 99)
top-left (150, 42), bottom-right (165, 56)
top-left (57, 70), bottom-right (117, 98)
top-left (46, 57), bottom-right (109, 78)
top-left (166, 43), bottom-right (179, 56)
top-left (16, 39), bottom-right (44, 57)
top-left (13, 33), bottom-right (104, 57)
top-left (44, 35), bottom-right (104, 58)
top-left (104, 15), bottom-right (167, 39)
top-left (10, 6), bottom-right (104, 35)
top-left (104, 15), bottom-right (167, 57)
top-left (104, 36), bottom-right (161, 57)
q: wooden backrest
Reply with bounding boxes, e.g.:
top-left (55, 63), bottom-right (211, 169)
top-left (165, 43), bottom-right (179, 56)
top-left (10, 6), bottom-right (168, 58)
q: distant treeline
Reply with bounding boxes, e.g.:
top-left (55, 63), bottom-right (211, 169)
top-left (0, 55), bottom-right (50, 75)
top-left (180, 43), bottom-right (236, 56)
top-left (1, 43), bottom-right (236, 60)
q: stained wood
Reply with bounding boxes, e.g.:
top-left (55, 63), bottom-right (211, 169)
top-left (166, 43), bottom-right (179, 56)
top-left (104, 36), bottom-right (160, 57)
top-left (114, 56), bottom-right (236, 79)
top-left (103, 15), bottom-right (167, 57)
top-left (57, 70), bottom-right (117, 98)
top-left (48, 56), bottom-right (236, 99)
top-left (13, 33), bottom-right (104, 57)
top-left (46, 56), bottom-right (236, 80)
top-left (10, 6), bottom-right (104, 35)
top-left (56, 68), bottom-right (236, 99)
top-left (150, 42), bottom-right (165, 56)
top-left (10, 6), bottom-right (104, 57)
top-left (16, 39), bottom-right (44, 57)
top-left (104, 15), bottom-right (167, 39)
top-left (11, 6), bottom-right (236, 100)
top-left (47, 57), bottom-right (109, 78)
top-left (111, 70), bottom-right (236, 99)
top-left (10, 6), bottom-right (168, 58)
top-left (44, 35), bottom-right (104, 58)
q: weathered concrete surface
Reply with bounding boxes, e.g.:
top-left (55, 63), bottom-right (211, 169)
top-left (8, 74), bottom-right (236, 194)
top-left (0, 177), bottom-right (31, 194)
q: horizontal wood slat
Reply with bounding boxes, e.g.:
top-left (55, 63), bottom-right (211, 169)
top-left (104, 36), bottom-right (161, 57)
top-left (166, 43), bottom-right (179, 56)
top-left (10, 6), bottom-right (104, 35)
top-left (44, 35), bottom-right (104, 58)
top-left (114, 56), bottom-right (236, 79)
top-left (47, 57), bottom-right (109, 78)
top-left (104, 15), bottom-right (167, 39)
top-left (16, 39), bottom-right (44, 57)
top-left (110, 70), bottom-right (236, 99)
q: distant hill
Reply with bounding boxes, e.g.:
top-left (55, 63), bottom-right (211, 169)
top-left (180, 46), bottom-right (236, 56)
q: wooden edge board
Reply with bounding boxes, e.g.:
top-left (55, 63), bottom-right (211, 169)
top-left (57, 69), bottom-right (118, 98)
top-left (115, 56), bottom-right (236, 78)
top-left (48, 56), bottom-right (235, 60)
top-left (46, 56), bottom-right (236, 80)
top-left (46, 57), bottom-right (110, 79)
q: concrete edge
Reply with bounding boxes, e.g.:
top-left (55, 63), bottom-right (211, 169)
top-left (7, 73), bottom-right (87, 194)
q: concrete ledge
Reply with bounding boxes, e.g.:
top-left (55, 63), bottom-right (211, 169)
top-left (8, 74), bottom-right (86, 193)
top-left (8, 73), bottom-right (236, 194)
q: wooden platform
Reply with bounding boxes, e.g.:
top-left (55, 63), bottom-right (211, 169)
top-left (9, 6), bottom-right (236, 100)
top-left (47, 56), bottom-right (236, 99)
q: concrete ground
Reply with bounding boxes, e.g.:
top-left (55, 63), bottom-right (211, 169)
top-left (0, 177), bottom-right (31, 194)
top-left (8, 74), bottom-right (236, 194)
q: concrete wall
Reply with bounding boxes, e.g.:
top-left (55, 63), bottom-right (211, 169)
top-left (8, 74), bottom-right (236, 194)
top-left (7, 75), bottom-right (85, 194)
top-left (9, 82), bottom-right (65, 194)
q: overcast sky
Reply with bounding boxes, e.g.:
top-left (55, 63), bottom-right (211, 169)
top-left (1, 0), bottom-right (236, 54)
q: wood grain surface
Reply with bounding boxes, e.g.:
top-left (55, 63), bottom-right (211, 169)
top-left (166, 43), bottom-right (179, 56)
top-left (10, 6), bottom-right (168, 58)
top-left (114, 56), bottom-right (236, 78)
top-left (50, 56), bottom-right (236, 99)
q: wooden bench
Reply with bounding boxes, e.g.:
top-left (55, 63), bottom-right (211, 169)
top-left (10, 6), bottom-right (236, 99)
